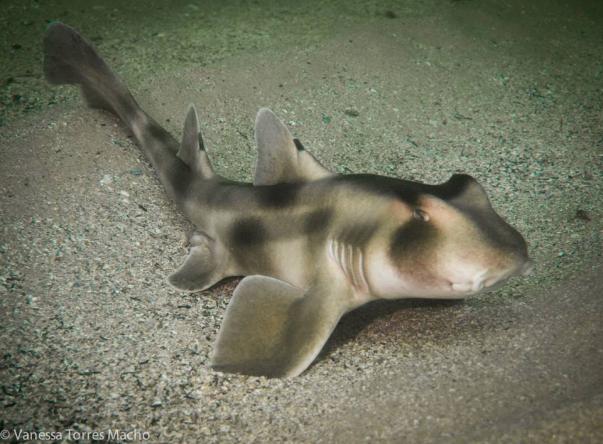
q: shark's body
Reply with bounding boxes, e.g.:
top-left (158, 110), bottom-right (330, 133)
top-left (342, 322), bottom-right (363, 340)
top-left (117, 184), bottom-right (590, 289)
top-left (44, 23), bottom-right (532, 378)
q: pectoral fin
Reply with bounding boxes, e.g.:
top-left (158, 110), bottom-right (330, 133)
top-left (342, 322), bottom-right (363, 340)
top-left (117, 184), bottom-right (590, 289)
top-left (167, 232), bottom-right (224, 291)
top-left (254, 108), bottom-right (333, 185)
top-left (211, 275), bottom-right (349, 377)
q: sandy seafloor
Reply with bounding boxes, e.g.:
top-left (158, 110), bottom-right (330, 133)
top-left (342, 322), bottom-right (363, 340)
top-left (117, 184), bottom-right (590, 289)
top-left (1, 0), bottom-right (602, 442)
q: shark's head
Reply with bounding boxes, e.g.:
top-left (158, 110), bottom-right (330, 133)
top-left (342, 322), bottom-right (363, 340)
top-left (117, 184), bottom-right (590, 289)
top-left (362, 174), bottom-right (531, 299)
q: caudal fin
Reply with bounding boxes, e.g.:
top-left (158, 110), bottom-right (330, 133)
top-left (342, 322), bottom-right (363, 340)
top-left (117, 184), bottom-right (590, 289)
top-left (43, 22), bottom-right (143, 129)
top-left (43, 22), bottom-right (214, 207)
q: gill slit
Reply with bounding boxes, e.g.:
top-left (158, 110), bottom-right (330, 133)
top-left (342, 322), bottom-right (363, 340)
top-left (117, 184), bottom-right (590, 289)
top-left (328, 238), bottom-right (368, 293)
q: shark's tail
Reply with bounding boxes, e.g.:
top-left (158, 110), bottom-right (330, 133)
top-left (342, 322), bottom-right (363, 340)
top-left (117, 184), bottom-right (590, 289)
top-left (43, 22), bottom-right (214, 205)
top-left (44, 22), bottom-right (144, 130)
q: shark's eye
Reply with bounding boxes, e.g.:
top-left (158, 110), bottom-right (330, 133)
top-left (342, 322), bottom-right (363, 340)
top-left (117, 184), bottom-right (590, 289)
top-left (413, 208), bottom-right (430, 222)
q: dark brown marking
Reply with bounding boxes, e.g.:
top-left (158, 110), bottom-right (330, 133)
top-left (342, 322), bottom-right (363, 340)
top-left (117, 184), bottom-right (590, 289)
top-left (230, 217), bottom-right (267, 247)
top-left (147, 121), bottom-right (173, 144)
top-left (303, 209), bottom-right (333, 236)
top-left (229, 217), bottom-right (272, 274)
top-left (256, 183), bottom-right (299, 208)
top-left (117, 92), bottom-right (140, 121)
top-left (334, 173), bottom-right (479, 206)
top-left (389, 219), bottom-right (438, 262)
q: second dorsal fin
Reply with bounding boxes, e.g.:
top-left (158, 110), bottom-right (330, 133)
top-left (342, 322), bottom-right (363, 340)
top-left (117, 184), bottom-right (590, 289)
top-left (178, 104), bottom-right (214, 179)
top-left (253, 108), bottom-right (333, 186)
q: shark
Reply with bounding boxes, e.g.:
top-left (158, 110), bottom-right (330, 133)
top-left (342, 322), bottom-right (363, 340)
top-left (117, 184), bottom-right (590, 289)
top-left (43, 23), bottom-right (532, 378)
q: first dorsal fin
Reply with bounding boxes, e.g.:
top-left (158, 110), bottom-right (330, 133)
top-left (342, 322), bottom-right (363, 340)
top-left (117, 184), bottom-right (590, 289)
top-left (253, 108), bottom-right (333, 186)
top-left (178, 104), bottom-right (214, 178)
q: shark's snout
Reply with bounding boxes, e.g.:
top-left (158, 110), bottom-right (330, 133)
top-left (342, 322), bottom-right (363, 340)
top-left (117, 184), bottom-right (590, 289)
top-left (450, 255), bottom-right (534, 293)
top-left (450, 256), bottom-right (532, 295)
